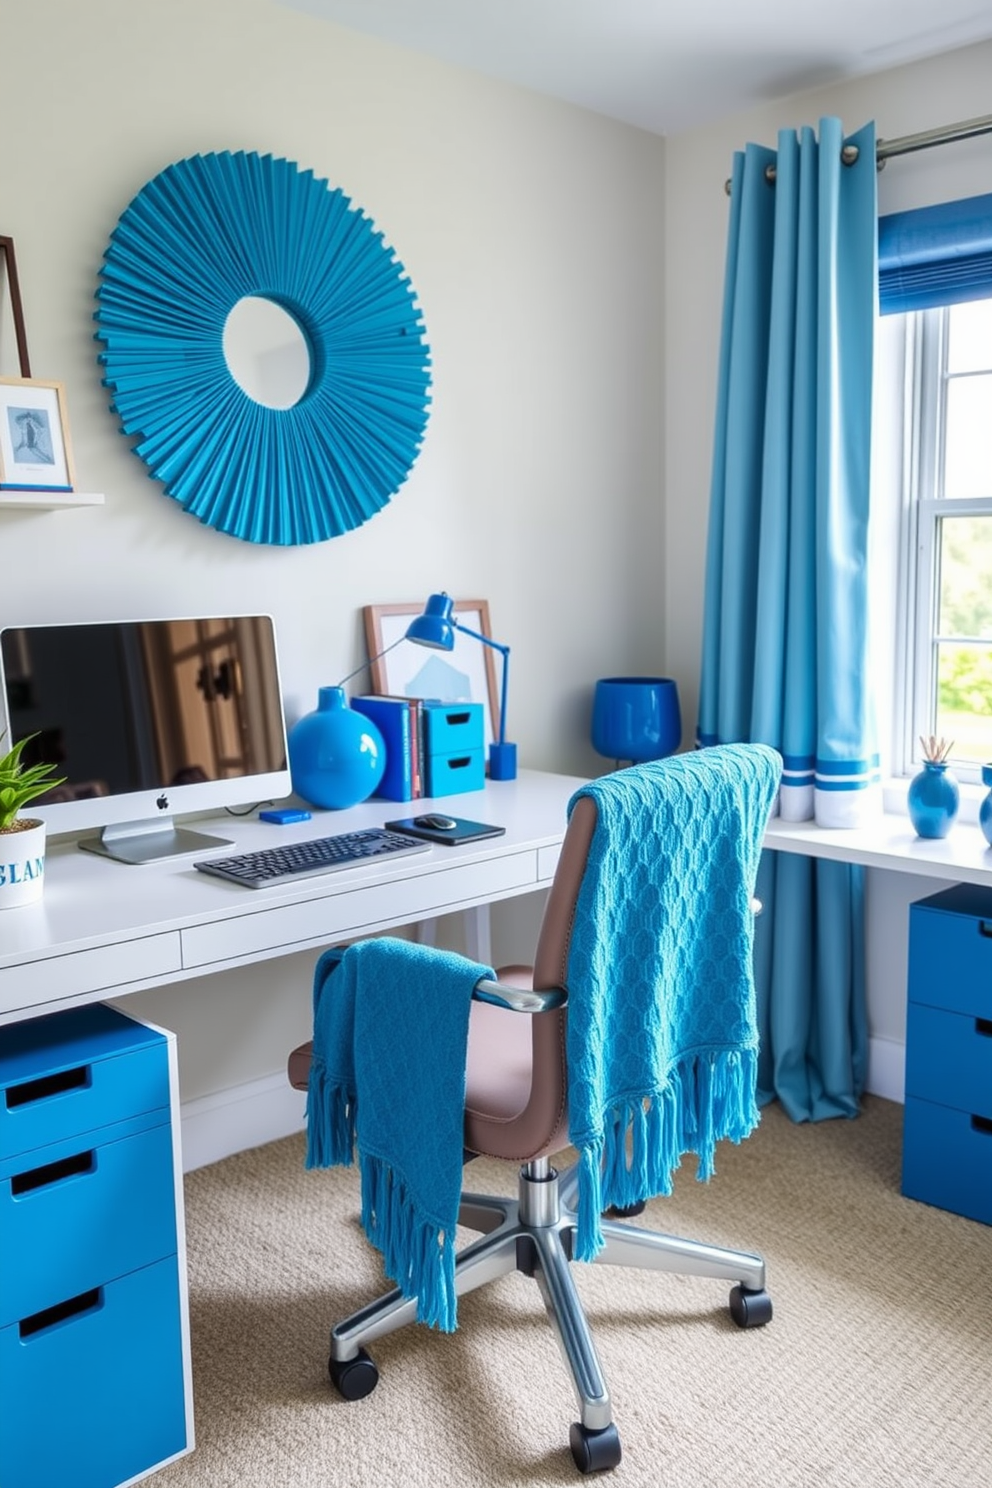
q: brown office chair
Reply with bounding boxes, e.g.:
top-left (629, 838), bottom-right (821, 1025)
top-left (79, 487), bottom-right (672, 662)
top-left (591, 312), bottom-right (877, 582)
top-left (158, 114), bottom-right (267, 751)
top-left (288, 750), bottom-right (777, 1474)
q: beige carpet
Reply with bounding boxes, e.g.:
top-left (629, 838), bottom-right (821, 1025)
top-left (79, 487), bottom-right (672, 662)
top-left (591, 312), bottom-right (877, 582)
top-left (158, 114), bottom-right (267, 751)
top-left (155, 1097), bottom-right (991, 1487)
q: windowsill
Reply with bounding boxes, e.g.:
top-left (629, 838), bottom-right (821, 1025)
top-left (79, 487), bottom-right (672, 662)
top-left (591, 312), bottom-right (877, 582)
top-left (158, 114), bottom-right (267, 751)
top-left (765, 784), bottom-right (992, 889)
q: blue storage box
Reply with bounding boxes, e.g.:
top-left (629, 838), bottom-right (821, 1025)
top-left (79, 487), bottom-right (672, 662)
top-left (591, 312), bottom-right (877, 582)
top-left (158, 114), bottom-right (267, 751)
top-left (423, 702), bottom-right (485, 795)
top-left (0, 1004), bottom-right (191, 1487)
top-left (424, 701), bottom-right (484, 755)
top-left (902, 884), bottom-right (992, 1225)
top-left (427, 750), bottom-right (486, 796)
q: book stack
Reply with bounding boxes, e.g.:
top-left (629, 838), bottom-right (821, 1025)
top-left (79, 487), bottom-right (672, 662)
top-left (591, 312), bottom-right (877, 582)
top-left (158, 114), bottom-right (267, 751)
top-left (351, 695), bottom-right (427, 802)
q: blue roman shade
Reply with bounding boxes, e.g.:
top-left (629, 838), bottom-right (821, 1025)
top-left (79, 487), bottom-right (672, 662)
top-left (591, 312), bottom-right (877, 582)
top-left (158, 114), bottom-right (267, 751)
top-left (878, 192), bottom-right (992, 313)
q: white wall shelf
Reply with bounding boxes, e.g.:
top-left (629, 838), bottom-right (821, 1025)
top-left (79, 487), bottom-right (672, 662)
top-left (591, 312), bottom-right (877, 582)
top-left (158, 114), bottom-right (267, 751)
top-left (0, 490), bottom-right (105, 511)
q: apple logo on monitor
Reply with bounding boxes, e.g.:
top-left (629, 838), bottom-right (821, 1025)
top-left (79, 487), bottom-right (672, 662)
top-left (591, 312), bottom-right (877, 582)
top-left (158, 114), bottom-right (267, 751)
top-left (157, 794), bottom-right (169, 810)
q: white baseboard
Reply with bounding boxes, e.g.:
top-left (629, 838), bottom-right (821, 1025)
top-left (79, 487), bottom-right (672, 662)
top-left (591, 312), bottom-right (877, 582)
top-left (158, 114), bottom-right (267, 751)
top-left (178, 1072), bottom-right (307, 1173)
top-left (178, 1036), bottom-right (908, 1174)
top-left (866, 1036), bottom-right (905, 1104)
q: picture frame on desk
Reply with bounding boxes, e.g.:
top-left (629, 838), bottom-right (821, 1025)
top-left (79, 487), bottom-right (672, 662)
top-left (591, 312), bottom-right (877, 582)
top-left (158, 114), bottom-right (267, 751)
top-left (363, 599), bottom-right (500, 754)
top-left (0, 377), bottom-right (75, 492)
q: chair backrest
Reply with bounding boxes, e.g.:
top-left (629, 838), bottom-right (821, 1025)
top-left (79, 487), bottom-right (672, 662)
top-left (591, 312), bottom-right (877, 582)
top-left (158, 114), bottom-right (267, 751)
top-left (463, 794), bottom-right (598, 1162)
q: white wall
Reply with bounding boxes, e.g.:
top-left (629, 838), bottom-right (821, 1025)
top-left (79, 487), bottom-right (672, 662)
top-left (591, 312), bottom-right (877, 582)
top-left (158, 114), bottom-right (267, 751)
top-left (663, 41), bottom-right (992, 1095)
top-left (5, 2), bottom-right (988, 1153)
top-left (0, 0), bottom-right (665, 1143)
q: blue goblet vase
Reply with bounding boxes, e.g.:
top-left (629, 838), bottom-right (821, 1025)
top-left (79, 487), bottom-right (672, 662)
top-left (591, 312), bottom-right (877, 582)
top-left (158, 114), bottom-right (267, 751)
top-left (907, 760), bottom-right (959, 840)
top-left (591, 677), bottom-right (682, 765)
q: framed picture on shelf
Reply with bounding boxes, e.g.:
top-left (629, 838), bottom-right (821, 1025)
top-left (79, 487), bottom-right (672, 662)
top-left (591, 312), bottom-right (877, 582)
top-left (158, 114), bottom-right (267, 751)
top-left (363, 599), bottom-right (500, 753)
top-left (0, 378), bottom-right (75, 492)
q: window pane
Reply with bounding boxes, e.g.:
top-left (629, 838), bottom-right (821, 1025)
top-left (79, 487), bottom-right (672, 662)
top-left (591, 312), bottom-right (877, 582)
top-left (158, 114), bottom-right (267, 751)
top-left (946, 297), bottom-right (992, 374)
top-left (944, 373), bottom-right (992, 499)
top-left (936, 643), bottom-right (992, 763)
top-left (937, 515), bottom-right (992, 635)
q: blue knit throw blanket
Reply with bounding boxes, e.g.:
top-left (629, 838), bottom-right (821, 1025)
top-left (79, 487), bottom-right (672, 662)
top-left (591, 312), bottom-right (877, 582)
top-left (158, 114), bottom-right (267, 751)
top-left (305, 937), bottom-right (493, 1332)
top-left (567, 743), bottom-right (782, 1261)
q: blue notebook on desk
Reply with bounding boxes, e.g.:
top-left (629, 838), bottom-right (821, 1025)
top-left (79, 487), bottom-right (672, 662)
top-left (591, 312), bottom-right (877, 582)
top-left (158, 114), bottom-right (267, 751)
top-left (352, 695), bottom-right (414, 801)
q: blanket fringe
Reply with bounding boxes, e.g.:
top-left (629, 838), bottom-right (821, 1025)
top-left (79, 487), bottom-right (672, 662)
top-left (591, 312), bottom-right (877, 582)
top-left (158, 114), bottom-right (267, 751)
top-left (361, 1155), bottom-right (457, 1332)
top-left (305, 1060), bottom-right (356, 1170)
top-left (575, 1047), bottom-right (758, 1261)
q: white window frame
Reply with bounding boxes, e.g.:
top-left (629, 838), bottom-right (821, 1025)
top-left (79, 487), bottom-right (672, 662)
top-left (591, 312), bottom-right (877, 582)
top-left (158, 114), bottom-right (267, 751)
top-left (895, 301), bottom-right (992, 788)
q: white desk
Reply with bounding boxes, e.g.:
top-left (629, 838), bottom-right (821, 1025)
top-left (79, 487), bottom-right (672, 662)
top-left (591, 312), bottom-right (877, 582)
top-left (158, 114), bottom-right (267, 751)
top-left (9, 777), bottom-right (991, 1033)
top-left (0, 770), bottom-right (586, 1029)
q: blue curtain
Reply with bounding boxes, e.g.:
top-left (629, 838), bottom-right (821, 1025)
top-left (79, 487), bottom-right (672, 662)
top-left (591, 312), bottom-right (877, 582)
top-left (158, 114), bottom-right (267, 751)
top-left (698, 118), bottom-right (877, 1121)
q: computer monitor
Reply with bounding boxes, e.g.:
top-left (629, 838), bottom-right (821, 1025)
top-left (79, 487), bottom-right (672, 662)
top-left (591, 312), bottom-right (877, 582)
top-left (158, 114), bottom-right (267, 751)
top-left (0, 615), bottom-right (291, 864)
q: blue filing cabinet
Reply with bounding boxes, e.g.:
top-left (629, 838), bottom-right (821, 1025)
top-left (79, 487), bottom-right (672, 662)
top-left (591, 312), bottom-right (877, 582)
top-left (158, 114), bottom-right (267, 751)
top-left (423, 701), bottom-right (485, 796)
top-left (902, 883), bottom-right (992, 1225)
top-left (0, 1003), bottom-right (193, 1487)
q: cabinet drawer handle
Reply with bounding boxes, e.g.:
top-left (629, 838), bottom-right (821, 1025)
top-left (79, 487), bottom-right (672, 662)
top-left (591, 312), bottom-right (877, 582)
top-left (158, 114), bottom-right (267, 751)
top-left (5, 1064), bottom-right (90, 1109)
top-left (19, 1286), bottom-right (103, 1340)
top-left (977, 1018), bottom-right (992, 1038)
top-left (971, 1114), bottom-right (992, 1137)
top-left (11, 1149), bottom-right (95, 1196)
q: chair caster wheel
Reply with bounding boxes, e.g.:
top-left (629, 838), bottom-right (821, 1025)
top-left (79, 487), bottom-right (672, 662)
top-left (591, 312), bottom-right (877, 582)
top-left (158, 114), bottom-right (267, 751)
top-left (328, 1347), bottom-right (379, 1400)
top-left (569, 1421), bottom-right (622, 1473)
top-left (603, 1199), bottom-right (646, 1218)
top-left (729, 1284), bottom-right (773, 1328)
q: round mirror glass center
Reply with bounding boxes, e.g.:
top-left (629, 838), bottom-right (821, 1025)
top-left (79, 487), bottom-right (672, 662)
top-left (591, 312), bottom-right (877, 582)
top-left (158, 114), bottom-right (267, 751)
top-left (222, 296), bottom-right (311, 409)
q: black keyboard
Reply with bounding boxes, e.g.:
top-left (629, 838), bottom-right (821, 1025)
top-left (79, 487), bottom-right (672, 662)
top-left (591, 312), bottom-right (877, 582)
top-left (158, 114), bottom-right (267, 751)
top-left (194, 828), bottom-right (430, 889)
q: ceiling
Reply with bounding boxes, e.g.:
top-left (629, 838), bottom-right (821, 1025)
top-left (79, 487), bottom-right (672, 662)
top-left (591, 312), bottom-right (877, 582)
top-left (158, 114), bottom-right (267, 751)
top-left (276, 0), bottom-right (992, 135)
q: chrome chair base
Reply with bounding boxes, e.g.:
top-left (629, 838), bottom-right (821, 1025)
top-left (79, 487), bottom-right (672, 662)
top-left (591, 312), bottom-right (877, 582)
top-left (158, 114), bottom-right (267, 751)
top-left (329, 1159), bottom-right (771, 1470)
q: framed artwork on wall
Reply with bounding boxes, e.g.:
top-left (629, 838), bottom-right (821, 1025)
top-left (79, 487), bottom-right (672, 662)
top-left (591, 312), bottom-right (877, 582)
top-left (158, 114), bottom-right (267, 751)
top-left (0, 378), bottom-right (75, 492)
top-left (363, 599), bottom-right (500, 752)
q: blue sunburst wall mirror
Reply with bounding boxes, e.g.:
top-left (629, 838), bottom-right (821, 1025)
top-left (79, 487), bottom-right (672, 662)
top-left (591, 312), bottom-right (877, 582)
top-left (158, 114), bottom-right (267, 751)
top-left (94, 151), bottom-right (432, 545)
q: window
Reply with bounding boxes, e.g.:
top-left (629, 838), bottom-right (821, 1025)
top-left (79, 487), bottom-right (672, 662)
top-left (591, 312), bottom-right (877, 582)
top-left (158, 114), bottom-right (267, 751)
top-left (895, 295), bottom-right (992, 783)
top-left (879, 191), bottom-right (992, 786)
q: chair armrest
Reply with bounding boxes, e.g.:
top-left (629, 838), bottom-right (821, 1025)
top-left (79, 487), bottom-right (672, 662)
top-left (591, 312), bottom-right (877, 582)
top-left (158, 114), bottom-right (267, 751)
top-left (472, 978), bottom-right (567, 1014)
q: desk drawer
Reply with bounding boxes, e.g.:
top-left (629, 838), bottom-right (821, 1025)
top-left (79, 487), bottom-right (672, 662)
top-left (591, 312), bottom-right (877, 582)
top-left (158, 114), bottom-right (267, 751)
top-left (905, 1001), bottom-right (992, 1119)
top-left (182, 851), bottom-right (540, 967)
top-left (0, 1119), bottom-right (178, 1327)
top-left (909, 886), bottom-right (992, 1020)
top-left (0, 1256), bottom-right (189, 1488)
top-left (0, 932), bottom-right (182, 1021)
top-left (902, 1094), bottom-right (992, 1225)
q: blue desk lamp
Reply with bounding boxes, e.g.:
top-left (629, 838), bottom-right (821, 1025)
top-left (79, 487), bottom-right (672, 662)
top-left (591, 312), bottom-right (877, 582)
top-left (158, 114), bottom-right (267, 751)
top-left (333, 592), bottom-right (517, 783)
top-left (405, 593), bottom-right (517, 780)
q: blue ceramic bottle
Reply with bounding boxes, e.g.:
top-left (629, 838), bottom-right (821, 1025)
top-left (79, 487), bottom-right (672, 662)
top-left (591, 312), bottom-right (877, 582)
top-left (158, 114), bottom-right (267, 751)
top-left (907, 760), bottom-right (960, 839)
top-left (287, 686), bottom-right (386, 810)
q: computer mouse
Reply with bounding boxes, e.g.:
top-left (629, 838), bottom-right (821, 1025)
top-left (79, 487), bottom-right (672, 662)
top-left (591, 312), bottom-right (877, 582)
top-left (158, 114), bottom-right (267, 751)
top-left (414, 814), bottom-right (457, 831)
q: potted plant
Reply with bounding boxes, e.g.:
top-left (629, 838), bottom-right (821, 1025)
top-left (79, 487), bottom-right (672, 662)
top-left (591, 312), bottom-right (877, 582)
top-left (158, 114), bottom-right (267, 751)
top-left (0, 731), bottom-right (65, 909)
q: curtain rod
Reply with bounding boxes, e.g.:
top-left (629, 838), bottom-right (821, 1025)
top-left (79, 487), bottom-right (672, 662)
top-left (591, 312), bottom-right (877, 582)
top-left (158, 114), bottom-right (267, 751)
top-left (878, 112), bottom-right (992, 164)
top-left (725, 112), bottom-right (992, 193)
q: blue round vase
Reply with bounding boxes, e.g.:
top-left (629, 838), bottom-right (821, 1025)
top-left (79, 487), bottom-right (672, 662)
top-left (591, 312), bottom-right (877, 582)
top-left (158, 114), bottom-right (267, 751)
top-left (591, 677), bottom-right (682, 764)
top-left (288, 686), bottom-right (386, 810)
top-left (980, 763), bottom-right (992, 847)
top-left (907, 760), bottom-right (960, 840)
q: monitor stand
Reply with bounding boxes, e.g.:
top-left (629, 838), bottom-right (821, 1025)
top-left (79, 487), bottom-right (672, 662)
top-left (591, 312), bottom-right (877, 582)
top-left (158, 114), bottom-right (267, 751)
top-left (78, 817), bottom-right (234, 865)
